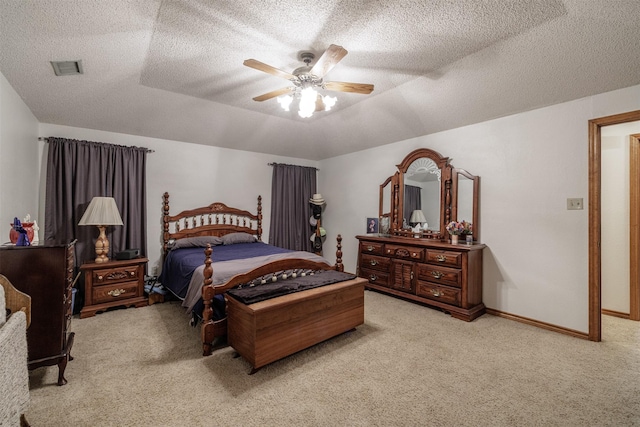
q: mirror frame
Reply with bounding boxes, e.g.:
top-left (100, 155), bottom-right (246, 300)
top-left (379, 173), bottom-right (401, 232)
top-left (394, 148), bottom-right (453, 239)
top-left (379, 175), bottom-right (392, 219)
top-left (452, 168), bottom-right (480, 242)
top-left (379, 175), bottom-right (392, 235)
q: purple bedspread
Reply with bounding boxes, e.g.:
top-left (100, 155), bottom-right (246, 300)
top-left (159, 242), bottom-right (291, 299)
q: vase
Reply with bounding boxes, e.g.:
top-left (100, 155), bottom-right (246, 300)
top-left (9, 222), bottom-right (34, 244)
top-left (465, 234), bottom-right (473, 244)
top-left (451, 234), bottom-right (459, 245)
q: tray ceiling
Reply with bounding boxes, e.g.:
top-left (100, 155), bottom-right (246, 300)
top-left (1, 0), bottom-right (639, 160)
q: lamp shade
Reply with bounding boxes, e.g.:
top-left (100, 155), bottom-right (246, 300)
top-left (410, 209), bottom-right (427, 224)
top-left (78, 197), bottom-right (123, 226)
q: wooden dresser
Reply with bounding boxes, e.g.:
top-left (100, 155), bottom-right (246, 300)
top-left (80, 257), bottom-right (148, 318)
top-left (0, 240), bottom-right (76, 385)
top-left (356, 235), bottom-right (486, 321)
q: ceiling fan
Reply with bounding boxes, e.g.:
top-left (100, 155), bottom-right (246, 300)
top-left (243, 44), bottom-right (374, 117)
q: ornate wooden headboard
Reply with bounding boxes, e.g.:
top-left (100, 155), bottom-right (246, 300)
top-left (162, 192), bottom-right (263, 255)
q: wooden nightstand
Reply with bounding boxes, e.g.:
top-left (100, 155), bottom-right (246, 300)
top-left (80, 257), bottom-right (148, 318)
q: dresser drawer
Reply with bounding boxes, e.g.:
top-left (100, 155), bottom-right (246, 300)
top-left (360, 253), bottom-right (391, 272)
top-left (92, 281), bottom-right (140, 304)
top-left (385, 244), bottom-right (424, 261)
top-left (416, 282), bottom-right (461, 306)
top-left (360, 241), bottom-right (384, 256)
top-left (360, 267), bottom-right (390, 287)
top-left (93, 265), bottom-right (140, 285)
top-left (425, 249), bottom-right (462, 267)
top-left (416, 264), bottom-right (461, 288)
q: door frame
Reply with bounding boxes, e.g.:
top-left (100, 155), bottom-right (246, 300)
top-left (629, 133), bottom-right (640, 321)
top-left (588, 110), bottom-right (640, 341)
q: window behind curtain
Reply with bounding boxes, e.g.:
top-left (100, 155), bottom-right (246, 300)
top-left (268, 164), bottom-right (317, 251)
top-left (44, 137), bottom-right (147, 268)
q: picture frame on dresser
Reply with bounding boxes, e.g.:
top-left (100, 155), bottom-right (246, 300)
top-left (366, 217), bottom-right (379, 234)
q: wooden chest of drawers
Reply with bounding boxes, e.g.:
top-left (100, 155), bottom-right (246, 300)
top-left (356, 235), bottom-right (486, 321)
top-left (0, 240), bottom-right (76, 385)
top-left (80, 257), bottom-right (148, 318)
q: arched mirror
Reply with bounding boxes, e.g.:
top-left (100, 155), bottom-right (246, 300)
top-left (378, 148), bottom-right (479, 242)
top-left (394, 148), bottom-right (452, 239)
top-left (452, 168), bottom-right (480, 241)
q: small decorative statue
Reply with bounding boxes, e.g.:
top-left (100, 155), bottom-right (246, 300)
top-left (31, 220), bottom-right (39, 243)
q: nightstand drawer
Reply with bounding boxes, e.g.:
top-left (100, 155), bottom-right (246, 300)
top-left (93, 281), bottom-right (140, 304)
top-left (93, 265), bottom-right (140, 285)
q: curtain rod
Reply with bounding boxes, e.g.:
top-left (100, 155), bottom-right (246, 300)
top-left (268, 162), bottom-right (318, 171)
top-left (38, 137), bottom-right (155, 153)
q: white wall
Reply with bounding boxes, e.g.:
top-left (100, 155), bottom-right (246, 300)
top-left (0, 72), bottom-right (40, 243)
top-left (37, 124), bottom-right (319, 273)
top-left (319, 84), bottom-right (640, 334)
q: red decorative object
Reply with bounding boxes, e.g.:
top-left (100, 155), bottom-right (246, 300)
top-left (9, 222), bottom-right (34, 244)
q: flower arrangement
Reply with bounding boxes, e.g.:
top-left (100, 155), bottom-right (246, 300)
top-left (446, 220), bottom-right (472, 236)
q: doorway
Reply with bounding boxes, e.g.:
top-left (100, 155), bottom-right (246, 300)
top-left (588, 110), bottom-right (640, 342)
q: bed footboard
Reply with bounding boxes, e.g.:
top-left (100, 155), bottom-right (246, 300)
top-left (200, 235), bottom-right (345, 356)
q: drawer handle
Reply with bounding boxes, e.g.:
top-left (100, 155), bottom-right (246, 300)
top-left (97, 275), bottom-right (103, 281)
top-left (367, 245), bottom-right (374, 252)
top-left (431, 271), bottom-right (443, 279)
top-left (130, 271), bottom-right (135, 277)
top-left (412, 252), bottom-right (417, 257)
top-left (370, 259), bottom-right (378, 266)
top-left (108, 289), bottom-right (126, 297)
top-left (430, 289), bottom-right (443, 297)
top-left (369, 274), bottom-right (378, 282)
top-left (436, 255), bottom-right (446, 262)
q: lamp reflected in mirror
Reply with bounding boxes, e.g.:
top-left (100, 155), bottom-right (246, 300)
top-left (409, 209), bottom-right (427, 227)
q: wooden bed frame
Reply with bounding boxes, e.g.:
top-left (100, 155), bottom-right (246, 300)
top-left (162, 193), bottom-right (353, 360)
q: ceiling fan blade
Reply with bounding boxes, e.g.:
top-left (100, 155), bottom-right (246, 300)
top-left (252, 87), bottom-right (294, 102)
top-left (324, 81), bottom-right (374, 95)
top-left (310, 44), bottom-right (348, 78)
top-left (243, 59), bottom-right (295, 80)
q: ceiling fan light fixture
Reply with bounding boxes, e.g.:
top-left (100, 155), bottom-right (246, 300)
top-left (298, 87), bottom-right (317, 118)
top-left (323, 95), bottom-right (337, 111)
top-left (277, 95), bottom-right (293, 111)
top-left (245, 44), bottom-right (372, 118)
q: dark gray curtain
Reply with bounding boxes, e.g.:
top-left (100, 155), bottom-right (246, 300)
top-left (404, 185), bottom-right (422, 224)
top-left (268, 163), bottom-right (317, 251)
top-left (44, 137), bottom-right (147, 267)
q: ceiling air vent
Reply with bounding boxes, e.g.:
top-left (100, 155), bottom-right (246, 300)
top-left (50, 60), bottom-right (83, 76)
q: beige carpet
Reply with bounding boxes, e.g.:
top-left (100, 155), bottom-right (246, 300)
top-left (26, 291), bottom-right (640, 426)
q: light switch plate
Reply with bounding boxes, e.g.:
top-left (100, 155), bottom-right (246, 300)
top-left (567, 198), bottom-right (583, 210)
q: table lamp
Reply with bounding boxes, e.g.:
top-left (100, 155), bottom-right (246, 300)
top-left (409, 209), bottom-right (427, 226)
top-left (78, 197), bottom-right (123, 263)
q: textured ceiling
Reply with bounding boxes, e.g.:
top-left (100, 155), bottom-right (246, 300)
top-left (1, 0), bottom-right (639, 160)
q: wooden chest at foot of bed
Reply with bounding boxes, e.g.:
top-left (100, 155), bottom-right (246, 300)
top-left (227, 277), bottom-right (366, 372)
